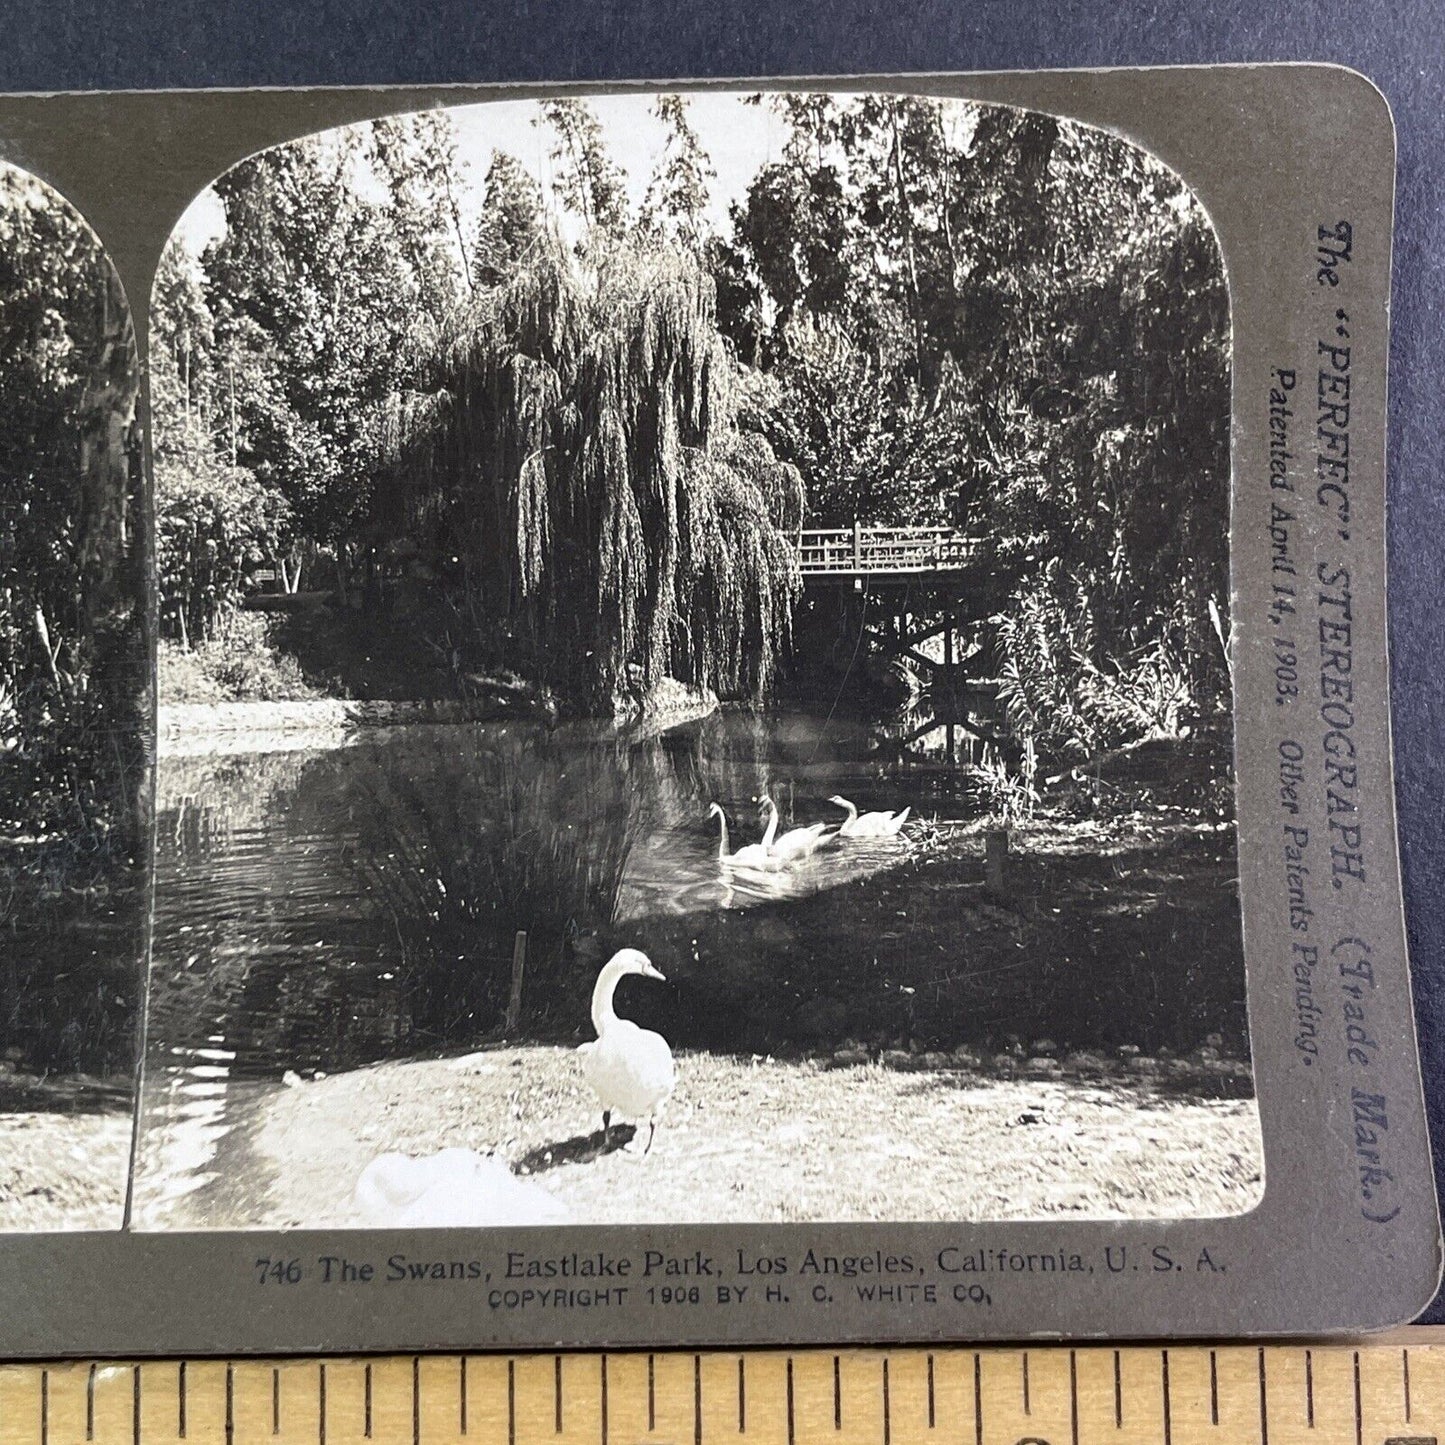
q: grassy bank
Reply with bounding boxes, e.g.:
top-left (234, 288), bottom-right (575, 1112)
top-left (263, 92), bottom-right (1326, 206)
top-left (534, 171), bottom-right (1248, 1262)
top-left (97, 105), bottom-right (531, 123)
top-left (159, 602), bottom-right (494, 706)
top-left (136, 1045), bottom-right (1262, 1230)
top-left (0, 1076), bottom-right (131, 1230)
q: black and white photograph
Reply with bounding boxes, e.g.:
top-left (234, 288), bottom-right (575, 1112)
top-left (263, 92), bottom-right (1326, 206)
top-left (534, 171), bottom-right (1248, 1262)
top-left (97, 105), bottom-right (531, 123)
top-left (128, 89), bottom-right (1262, 1231)
top-left (0, 163), bottom-right (147, 1230)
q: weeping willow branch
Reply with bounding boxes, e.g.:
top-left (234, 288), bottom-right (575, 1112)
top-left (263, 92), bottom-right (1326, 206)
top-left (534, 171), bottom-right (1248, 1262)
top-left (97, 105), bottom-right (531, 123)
top-left (372, 239), bottom-right (804, 708)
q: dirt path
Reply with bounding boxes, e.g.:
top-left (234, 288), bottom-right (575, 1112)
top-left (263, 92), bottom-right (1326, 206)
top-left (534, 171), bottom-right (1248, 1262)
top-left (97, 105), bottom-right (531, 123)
top-left (152, 1048), bottom-right (1263, 1229)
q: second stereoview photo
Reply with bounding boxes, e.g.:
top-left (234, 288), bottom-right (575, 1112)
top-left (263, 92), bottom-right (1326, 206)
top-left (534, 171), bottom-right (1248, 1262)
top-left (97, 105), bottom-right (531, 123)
top-left (128, 91), bottom-right (1258, 1230)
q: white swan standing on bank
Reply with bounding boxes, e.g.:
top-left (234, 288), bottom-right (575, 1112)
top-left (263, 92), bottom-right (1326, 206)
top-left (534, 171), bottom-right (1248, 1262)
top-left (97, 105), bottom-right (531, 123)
top-left (577, 948), bottom-right (676, 1153)
top-left (829, 795), bottom-right (911, 838)
top-left (759, 796), bottom-right (829, 861)
top-left (709, 801), bottom-right (782, 872)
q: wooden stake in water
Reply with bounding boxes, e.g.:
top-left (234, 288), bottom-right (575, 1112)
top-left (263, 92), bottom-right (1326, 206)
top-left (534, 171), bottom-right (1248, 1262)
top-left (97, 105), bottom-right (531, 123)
top-left (505, 930), bottom-right (527, 1034)
top-left (985, 827), bottom-right (1009, 894)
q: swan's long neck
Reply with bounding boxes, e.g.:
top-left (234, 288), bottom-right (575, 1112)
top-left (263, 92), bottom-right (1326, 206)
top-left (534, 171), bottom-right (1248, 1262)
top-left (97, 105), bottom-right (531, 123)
top-left (591, 958), bottom-right (628, 1035)
top-left (839, 799), bottom-right (859, 826)
top-left (760, 798), bottom-right (778, 850)
top-left (713, 808), bottom-right (730, 861)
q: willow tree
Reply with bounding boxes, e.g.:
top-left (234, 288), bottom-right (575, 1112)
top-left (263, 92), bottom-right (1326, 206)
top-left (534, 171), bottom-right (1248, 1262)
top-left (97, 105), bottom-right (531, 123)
top-left (382, 239), bottom-right (803, 709)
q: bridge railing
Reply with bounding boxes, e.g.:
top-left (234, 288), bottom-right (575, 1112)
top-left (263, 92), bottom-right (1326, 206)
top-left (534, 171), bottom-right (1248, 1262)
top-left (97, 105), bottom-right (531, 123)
top-left (795, 524), bottom-right (981, 575)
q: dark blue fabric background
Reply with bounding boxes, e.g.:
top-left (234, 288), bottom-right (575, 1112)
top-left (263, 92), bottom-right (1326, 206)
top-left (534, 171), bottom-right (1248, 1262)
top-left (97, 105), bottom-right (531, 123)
top-left (2, 0), bottom-right (1441, 1321)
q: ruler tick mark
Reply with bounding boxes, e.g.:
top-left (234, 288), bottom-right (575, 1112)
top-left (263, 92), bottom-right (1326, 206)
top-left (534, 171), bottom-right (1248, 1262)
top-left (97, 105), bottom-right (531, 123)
top-left (86, 1362), bottom-right (95, 1441)
top-left (1259, 1347), bottom-right (1269, 1445)
top-left (1113, 1350), bottom-right (1122, 1428)
top-left (555, 1355), bottom-right (563, 1433)
top-left (738, 1357), bottom-right (746, 1433)
top-left (882, 1359), bottom-right (891, 1445)
top-left (365, 1363), bottom-right (373, 1439)
top-left (1069, 1350), bottom-right (1079, 1445)
top-left (1162, 1350), bottom-right (1172, 1445)
top-left (647, 1354), bottom-right (655, 1433)
top-left (973, 1353), bottom-right (982, 1445)
top-left (319, 1363), bottom-right (328, 1445)
top-left (786, 1357), bottom-right (796, 1445)
top-left (179, 1360), bottom-right (187, 1438)
top-left (833, 1355), bottom-right (841, 1431)
top-left (1305, 1349), bottom-right (1314, 1428)
top-left (225, 1364), bottom-right (234, 1445)
top-left (1352, 1351), bottom-right (1362, 1445)
top-left (460, 1356), bottom-right (469, 1436)
top-left (601, 1355), bottom-right (609, 1445)
top-left (927, 1353), bottom-right (935, 1429)
top-left (131, 1365), bottom-right (140, 1445)
top-left (694, 1356), bottom-right (702, 1445)
top-left (1022, 1351), bottom-right (1031, 1415)
top-left (40, 1368), bottom-right (48, 1445)
top-left (1209, 1351), bottom-right (1218, 1426)
top-left (1403, 1347), bottom-right (1412, 1421)
top-left (272, 1367), bottom-right (280, 1436)
top-left (412, 1358), bottom-right (420, 1445)
top-left (508, 1360), bottom-right (516, 1445)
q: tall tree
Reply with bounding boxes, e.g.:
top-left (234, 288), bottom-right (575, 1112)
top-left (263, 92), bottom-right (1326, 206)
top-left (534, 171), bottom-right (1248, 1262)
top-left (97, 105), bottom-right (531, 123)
top-left (640, 95), bottom-right (715, 251)
top-left (537, 99), bottom-right (629, 236)
top-left (151, 243), bottom-right (286, 645)
top-left (728, 95), bottom-right (860, 345)
top-left (199, 129), bottom-right (436, 562)
top-left (0, 162), bottom-right (145, 916)
top-left (368, 112), bottom-right (472, 307)
top-left (378, 238), bottom-right (803, 707)
top-left (473, 150), bottom-right (547, 288)
top-left (759, 317), bottom-right (966, 525)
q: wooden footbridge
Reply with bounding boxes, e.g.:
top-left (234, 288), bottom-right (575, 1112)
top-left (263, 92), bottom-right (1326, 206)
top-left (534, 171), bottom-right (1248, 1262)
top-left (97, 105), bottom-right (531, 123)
top-left (795, 524), bottom-right (980, 581)
top-left (792, 525), bottom-right (1011, 765)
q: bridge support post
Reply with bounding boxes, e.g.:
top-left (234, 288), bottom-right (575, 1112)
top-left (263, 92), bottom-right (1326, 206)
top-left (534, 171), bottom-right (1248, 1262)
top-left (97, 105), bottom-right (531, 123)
top-left (944, 600), bottom-right (956, 766)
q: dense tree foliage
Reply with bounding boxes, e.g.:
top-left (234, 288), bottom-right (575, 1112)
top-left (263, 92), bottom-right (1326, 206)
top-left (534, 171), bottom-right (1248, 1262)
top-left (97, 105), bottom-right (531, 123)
top-left (379, 240), bottom-right (804, 705)
top-left (0, 165), bottom-right (145, 845)
top-left (150, 245), bottom-right (284, 646)
top-left (153, 93), bottom-right (1230, 769)
top-left (152, 119), bottom-right (474, 641)
top-left (1, 165), bottom-right (146, 1076)
top-left (723, 95), bottom-right (1230, 763)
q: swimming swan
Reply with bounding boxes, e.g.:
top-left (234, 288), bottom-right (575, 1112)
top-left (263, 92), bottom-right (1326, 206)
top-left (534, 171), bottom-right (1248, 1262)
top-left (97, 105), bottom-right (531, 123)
top-left (352, 1148), bottom-right (572, 1227)
top-left (577, 948), bottom-right (676, 1153)
top-left (759, 796), bottom-right (829, 861)
top-left (828, 795), bottom-right (911, 838)
top-left (709, 801), bottom-right (782, 871)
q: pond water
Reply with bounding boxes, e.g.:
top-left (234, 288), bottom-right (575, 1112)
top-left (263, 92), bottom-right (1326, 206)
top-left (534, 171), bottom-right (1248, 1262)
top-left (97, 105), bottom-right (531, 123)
top-left (131, 706), bottom-right (1250, 1226)
top-left (131, 709), bottom-right (980, 1222)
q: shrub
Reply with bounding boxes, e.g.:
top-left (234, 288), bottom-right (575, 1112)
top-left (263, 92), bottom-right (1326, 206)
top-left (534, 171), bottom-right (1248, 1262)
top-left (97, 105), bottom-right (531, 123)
top-left (158, 612), bottom-right (317, 704)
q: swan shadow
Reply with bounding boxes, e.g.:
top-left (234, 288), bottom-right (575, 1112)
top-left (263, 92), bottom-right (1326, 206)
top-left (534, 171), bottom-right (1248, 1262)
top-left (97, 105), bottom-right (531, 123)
top-left (515, 1125), bottom-right (637, 1174)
